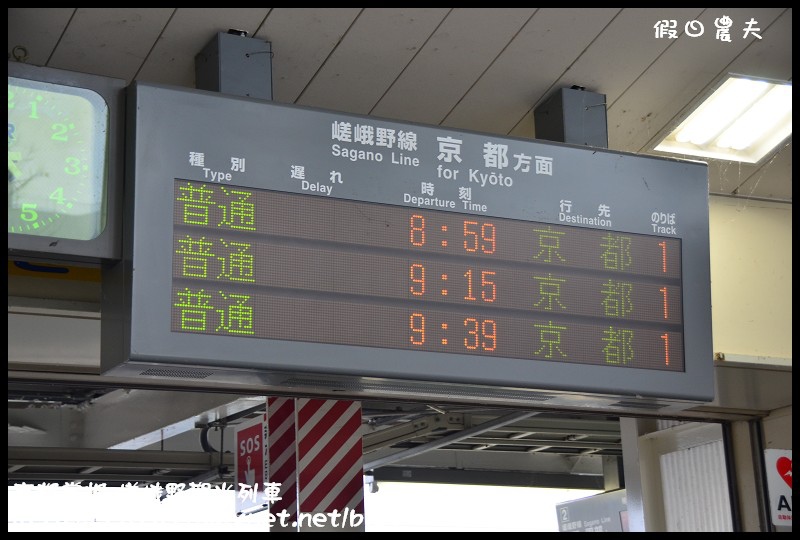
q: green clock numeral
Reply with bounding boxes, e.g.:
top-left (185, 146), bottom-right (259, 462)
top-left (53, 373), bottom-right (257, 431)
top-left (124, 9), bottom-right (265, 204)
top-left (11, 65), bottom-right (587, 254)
top-left (64, 157), bottom-right (81, 175)
top-left (51, 123), bottom-right (72, 141)
top-left (49, 187), bottom-right (66, 205)
top-left (29, 97), bottom-right (41, 119)
top-left (20, 203), bottom-right (38, 222)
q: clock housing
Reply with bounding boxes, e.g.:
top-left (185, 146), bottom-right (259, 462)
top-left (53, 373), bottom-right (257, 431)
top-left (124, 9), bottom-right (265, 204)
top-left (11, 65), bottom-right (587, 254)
top-left (7, 62), bottom-right (124, 262)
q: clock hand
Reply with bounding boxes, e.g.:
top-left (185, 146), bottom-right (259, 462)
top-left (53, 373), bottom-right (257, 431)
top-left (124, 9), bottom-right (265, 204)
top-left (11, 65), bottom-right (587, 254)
top-left (8, 151), bottom-right (21, 181)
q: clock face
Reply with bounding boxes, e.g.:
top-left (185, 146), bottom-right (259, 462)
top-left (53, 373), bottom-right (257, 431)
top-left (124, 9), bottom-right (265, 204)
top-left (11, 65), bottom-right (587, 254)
top-left (8, 77), bottom-right (109, 240)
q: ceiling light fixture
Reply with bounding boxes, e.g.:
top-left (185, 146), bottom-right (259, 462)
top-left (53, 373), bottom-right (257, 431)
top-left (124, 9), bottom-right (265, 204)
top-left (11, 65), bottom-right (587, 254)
top-left (654, 74), bottom-right (791, 164)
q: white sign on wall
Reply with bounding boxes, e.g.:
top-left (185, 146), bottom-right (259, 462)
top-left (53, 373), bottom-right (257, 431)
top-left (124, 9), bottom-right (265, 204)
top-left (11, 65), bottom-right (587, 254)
top-left (764, 449), bottom-right (792, 528)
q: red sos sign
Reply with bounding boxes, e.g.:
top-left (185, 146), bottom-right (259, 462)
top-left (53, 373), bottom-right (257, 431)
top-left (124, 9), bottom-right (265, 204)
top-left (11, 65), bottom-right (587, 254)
top-left (239, 432), bottom-right (261, 456)
top-left (235, 415), bottom-right (267, 515)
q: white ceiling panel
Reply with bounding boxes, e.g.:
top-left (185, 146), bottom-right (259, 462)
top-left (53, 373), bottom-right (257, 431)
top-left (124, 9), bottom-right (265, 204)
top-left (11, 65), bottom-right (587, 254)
top-left (707, 159), bottom-right (763, 197)
top-left (295, 8), bottom-right (450, 114)
top-left (555, 8), bottom-right (704, 107)
top-left (6, 8), bottom-right (791, 202)
top-left (506, 108), bottom-right (536, 139)
top-left (627, 9), bottom-right (791, 199)
top-left (607, 8), bottom-right (784, 154)
top-left (693, 133), bottom-right (791, 199)
top-left (370, 8), bottom-right (535, 124)
top-left (643, 8), bottom-right (792, 158)
top-left (47, 8), bottom-right (173, 81)
top-left (508, 8), bottom-right (707, 142)
top-left (135, 8), bottom-right (271, 87)
top-left (733, 140), bottom-right (793, 201)
top-left (707, 9), bottom-right (792, 199)
top-left (444, 8), bottom-right (619, 135)
top-left (254, 8), bottom-right (361, 104)
top-left (7, 8), bottom-right (74, 67)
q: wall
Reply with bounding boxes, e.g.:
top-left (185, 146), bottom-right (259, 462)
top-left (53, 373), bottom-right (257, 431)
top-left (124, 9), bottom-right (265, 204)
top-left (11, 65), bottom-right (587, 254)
top-left (708, 196), bottom-right (792, 361)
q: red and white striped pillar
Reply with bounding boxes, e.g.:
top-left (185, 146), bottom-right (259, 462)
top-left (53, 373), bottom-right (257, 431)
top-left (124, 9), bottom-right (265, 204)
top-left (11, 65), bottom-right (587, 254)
top-left (266, 396), bottom-right (299, 531)
top-left (295, 398), bottom-right (365, 531)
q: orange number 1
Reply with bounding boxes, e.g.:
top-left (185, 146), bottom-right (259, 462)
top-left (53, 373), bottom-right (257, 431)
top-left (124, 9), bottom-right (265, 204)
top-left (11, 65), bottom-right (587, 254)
top-left (660, 333), bottom-right (670, 366)
top-left (659, 287), bottom-right (668, 319)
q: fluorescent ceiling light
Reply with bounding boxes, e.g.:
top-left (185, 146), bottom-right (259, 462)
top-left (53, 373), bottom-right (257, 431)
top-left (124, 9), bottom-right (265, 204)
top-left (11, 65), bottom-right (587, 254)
top-left (654, 75), bottom-right (791, 164)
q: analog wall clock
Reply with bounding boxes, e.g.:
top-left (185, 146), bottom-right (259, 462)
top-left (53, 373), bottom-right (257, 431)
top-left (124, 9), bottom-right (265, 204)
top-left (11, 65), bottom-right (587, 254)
top-left (7, 62), bottom-right (124, 261)
top-left (8, 76), bottom-right (108, 240)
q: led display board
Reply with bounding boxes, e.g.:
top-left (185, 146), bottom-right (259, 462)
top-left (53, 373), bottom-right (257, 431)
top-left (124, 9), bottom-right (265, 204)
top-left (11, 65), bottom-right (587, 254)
top-left (103, 82), bottom-right (713, 405)
top-left (171, 179), bottom-right (683, 371)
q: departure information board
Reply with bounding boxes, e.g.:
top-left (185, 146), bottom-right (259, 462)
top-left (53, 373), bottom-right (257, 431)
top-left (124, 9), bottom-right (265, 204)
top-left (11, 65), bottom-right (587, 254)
top-left (106, 82), bottom-right (713, 403)
top-left (171, 179), bottom-right (683, 371)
